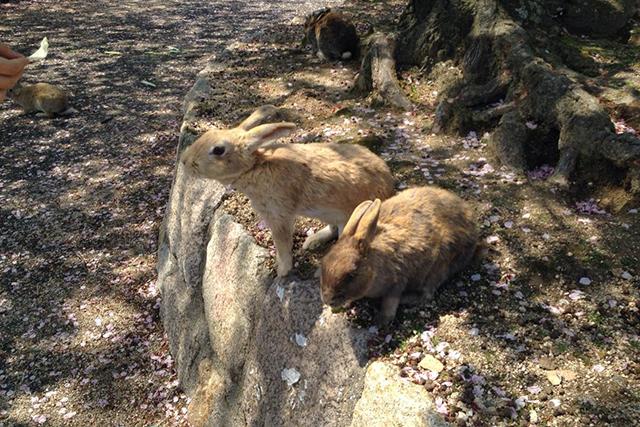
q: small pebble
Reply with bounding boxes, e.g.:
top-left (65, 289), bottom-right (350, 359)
top-left (547, 371), bottom-right (562, 386)
top-left (579, 277), bottom-right (592, 286)
top-left (419, 355), bottom-right (444, 373)
top-left (539, 356), bottom-right (556, 370)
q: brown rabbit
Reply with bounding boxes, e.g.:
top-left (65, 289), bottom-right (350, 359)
top-left (7, 82), bottom-right (74, 117)
top-left (320, 186), bottom-right (480, 325)
top-left (303, 8), bottom-right (359, 61)
top-left (180, 106), bottom-right (395, 277)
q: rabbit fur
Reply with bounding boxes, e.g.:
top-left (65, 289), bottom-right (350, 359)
top-left (303, 8), bottom-right (359, 61)
top-left (320, 186), bottom-right (480, 325)
top-left (180, 106), bottom-right (395, 277)
top-left (7, 82), bottom-right (73, 117)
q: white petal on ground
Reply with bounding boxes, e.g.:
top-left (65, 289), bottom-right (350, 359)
top-left (281, 368), bottom-right (301, 386)
top-left (448, 350), bottom-right (462, 360)
top-left (486, 235), bottom-right (500, 244)
top-left (526, 385), bottom-right (542, 394)
top-left (294, 333), bottom-right (308, 347)
top-left (568, 290), bottom-right (585, 300)
top-left (63, 411), bottom-right (77, 420)
top-left (276, 285), bottom-right (285, 302)
top-left (579, 277), bottom-right (592, 286)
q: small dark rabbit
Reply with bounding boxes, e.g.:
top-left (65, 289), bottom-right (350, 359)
top-left (302, 8), bottom-right (359, 61)
top-left (320, 186), bottom-right (481, 325)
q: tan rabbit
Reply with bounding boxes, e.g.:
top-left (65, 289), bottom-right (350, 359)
top-left (7, 82), bottom-right (74, 117)
top-left (320, 186), bottom-right (481, 325)
top-left (180, 106), bottom-right (395, 277)
top-left (303, 8), bottom-right (360, 61)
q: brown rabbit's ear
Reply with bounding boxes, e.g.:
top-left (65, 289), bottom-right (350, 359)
top-left (342, 200), bottom-right (374, 237)
top-left (353, 199), bottom-right (381, 244)
top-left (243, 122), bottom-right (296, 152)
top-left (237, 105), bottom-right (280, 130)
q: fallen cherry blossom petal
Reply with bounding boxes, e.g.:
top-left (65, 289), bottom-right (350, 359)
top-left (281, 368), bottom-right (301, 387)
top-left (579, 277), bottom-right (592, 286)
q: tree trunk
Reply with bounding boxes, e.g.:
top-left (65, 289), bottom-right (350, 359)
top-left (394, 0), bottom-right (640, 191)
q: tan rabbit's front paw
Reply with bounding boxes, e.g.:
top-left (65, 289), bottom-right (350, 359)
top-left (276, 259), bottom-right (293, 277)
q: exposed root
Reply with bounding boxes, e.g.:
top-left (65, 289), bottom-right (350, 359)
top-left (397, 0), bottom-right (640, 191)
top-left (354, 32), bottom-right (412, 111)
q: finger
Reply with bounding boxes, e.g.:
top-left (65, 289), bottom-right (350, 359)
top-left (0, 44), bottom-right (24, 60)
top-left (0, 90), bottom-right (6, 102)
top-left (0, 57), bottom-right (29, 77)
top-left (0, 74), bottom-right (21, 90)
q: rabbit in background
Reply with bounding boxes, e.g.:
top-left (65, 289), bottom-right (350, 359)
top-left (320, 186), bottom-right (482, 325)
top-left (180, 105), bottom-right (395, 277)
top-left (302, 8), bottom-right (360, 61)
top-left (7, 82), bottom-right (76, 117)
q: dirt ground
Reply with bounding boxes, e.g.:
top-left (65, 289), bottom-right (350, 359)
top-left (1, 0), bottom-right (639, 426)
top-left (191, 2), bottom-right (639, 426)
top-left (0, 0), bottom-right (341, 426)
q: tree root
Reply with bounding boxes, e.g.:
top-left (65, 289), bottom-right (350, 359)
top-left (354, 32), bottom-right (412, 111)
top-left (397, 0), bottom-right (640, 191)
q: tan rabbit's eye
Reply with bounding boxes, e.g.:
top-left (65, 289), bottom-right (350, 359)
top-left (209, 145), bottom-right (226, 157)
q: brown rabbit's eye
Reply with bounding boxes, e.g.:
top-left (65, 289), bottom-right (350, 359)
top-left (209, 146), bottom-right (226, 157)
top-left (344, 271), bottom-right (357, 283)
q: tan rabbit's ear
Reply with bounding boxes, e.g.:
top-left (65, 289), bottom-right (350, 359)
top-left (243, 122), bottom-right (296, 152)
top-left (353, 199), bottom-right (381, 244)
top-left (342, 200), bottom-right (374, 237)
top-left (237, 105), bottom-right (280, 130)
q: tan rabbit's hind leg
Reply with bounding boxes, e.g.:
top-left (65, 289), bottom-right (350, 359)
top-left (302, 224), bottom-right (338, 251)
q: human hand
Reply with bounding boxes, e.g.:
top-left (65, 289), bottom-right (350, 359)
top-left (0, 44), bottom-right (29, 102)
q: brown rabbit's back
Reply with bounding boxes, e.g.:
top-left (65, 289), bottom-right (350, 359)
top-left (368, 187), bottom-right (478, 297)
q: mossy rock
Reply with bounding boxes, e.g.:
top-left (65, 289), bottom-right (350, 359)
top-left (554, 41), bottom-right (600, 76)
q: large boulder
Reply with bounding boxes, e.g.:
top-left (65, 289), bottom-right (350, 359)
top-left (156, 62), bottom-right (448, 426)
